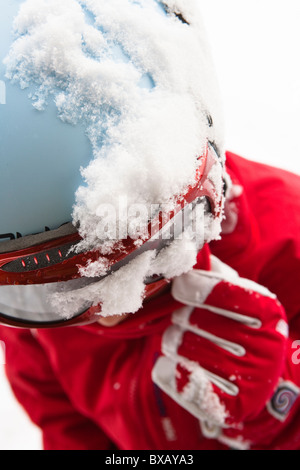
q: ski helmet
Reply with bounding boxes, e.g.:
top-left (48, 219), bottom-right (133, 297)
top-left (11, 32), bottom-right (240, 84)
top-left (0, 0), bottom-right (225, 328)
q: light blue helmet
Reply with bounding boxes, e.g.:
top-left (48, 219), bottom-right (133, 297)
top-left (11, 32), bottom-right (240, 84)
top-left (1, 1), bottom-right (85, 238)
top-left (0, 0), bottom-right (166, 240)
top-left (0, 0), bottom-right (223, 244)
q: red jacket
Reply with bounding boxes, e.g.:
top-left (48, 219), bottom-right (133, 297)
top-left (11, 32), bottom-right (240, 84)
top-left (1, 151), bottom-right (300, 450)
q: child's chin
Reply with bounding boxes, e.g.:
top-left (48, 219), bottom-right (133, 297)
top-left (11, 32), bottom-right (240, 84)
top-left (97, 313), bottom-right (130, 327)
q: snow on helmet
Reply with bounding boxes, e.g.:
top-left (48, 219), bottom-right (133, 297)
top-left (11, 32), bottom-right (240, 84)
top-left (0, 0), bottom-right (225, 327)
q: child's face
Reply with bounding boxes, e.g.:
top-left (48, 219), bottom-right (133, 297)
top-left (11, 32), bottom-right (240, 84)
top-left (98, 313), bottom-right (129, 327)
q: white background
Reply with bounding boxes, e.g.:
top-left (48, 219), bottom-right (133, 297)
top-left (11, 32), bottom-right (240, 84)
top-left (0, 0), bottom-right (299, 450)
top-left (202, 0), bottom-right (300, 175)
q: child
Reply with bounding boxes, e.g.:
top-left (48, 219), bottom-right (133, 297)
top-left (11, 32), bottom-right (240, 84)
top-left (0, 0), bottom-right (299, 450)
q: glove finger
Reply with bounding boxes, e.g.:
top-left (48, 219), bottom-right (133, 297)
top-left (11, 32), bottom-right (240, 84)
top-left (172, 256), bottom-right (277, 309)
top-left (172, 284), bottom-right (288, 349)
top-left (163, 320), bottom-right (287, 424)
top-left (152, 354), bottom-right (228, 426)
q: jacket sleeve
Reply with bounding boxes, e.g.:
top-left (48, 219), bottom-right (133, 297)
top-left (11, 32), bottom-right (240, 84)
top-left (0, 326), bottom-right (114, 450)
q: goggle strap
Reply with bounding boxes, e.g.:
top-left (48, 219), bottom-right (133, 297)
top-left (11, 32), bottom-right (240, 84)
top-left (0, 222), bottom-right (77, 254)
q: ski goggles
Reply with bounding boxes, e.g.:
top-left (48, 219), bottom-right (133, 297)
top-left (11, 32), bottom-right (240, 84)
top-left (0, 142), bottom-right (223, 328)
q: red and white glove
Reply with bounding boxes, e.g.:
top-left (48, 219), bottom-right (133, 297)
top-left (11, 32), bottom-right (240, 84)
top-left (152, 254), bottom-right (293, 449)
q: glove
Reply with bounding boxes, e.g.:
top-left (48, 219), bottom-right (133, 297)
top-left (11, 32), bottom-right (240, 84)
top-left (152, 252), bottom-right (290, 449)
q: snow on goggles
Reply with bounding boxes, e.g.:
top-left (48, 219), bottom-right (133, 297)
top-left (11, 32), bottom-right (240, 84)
top-left (0, 142), bottom-right (222, 328)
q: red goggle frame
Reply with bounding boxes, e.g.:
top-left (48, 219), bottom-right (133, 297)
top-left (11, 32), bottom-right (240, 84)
top-left (0, 142), bottom-right (223, 328)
